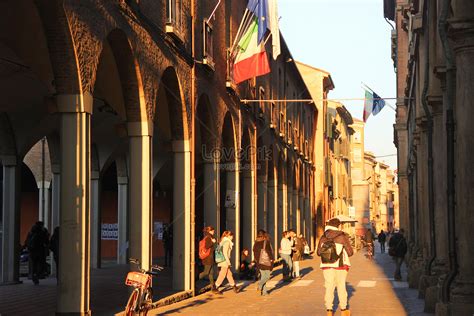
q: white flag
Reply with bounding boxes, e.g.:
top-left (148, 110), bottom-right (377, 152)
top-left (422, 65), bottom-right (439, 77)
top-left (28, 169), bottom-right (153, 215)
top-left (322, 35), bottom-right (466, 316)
top-left (268, 0), bottom-right (280, 59)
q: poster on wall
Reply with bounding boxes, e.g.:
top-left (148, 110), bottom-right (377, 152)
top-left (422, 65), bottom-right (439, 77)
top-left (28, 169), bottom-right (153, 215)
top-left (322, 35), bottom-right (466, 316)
top-left (154, 222), bottom-right (163, 240)
top-left (224, 190), bottom-right (238, 208)
top-left (101, 223), bottom-right (118, 240)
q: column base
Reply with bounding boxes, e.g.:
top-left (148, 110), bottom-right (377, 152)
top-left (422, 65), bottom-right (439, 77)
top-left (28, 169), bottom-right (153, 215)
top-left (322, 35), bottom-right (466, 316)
top-left (56, 312), bottom-right (91, 316)
top-left (435, 302), bottom-right (474, 316)
top-left (419, 275), bottom-right (438, 299)
top-left (0, 280), bottom-right (22, 286)
top-left (424, 284), bottom-right (439, 313)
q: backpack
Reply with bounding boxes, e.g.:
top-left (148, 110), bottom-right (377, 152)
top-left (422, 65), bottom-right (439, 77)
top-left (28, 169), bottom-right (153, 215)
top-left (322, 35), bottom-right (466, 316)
top-left (198, 237), bottom-right (211, 260)
top-left (319, 232), bottom-right (343, 264)
top-left (258, 240), bottom-right (272, 267)
top-left (214, 242), bottom-right (227, 264)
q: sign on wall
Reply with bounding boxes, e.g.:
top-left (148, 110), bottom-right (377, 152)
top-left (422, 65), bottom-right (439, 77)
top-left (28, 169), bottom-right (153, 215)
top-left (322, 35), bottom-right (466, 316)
top-left (101, 223), bottom-right (118, 240)
top-left (154, 222), bottom-right (163, 240)
top-left (225, 190), bottom-right (238, 208)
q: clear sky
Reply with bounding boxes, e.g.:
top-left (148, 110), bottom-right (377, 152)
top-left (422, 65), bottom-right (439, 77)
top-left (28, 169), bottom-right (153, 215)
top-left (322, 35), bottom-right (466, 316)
top-left (278, 0), bottom-right (398, 169)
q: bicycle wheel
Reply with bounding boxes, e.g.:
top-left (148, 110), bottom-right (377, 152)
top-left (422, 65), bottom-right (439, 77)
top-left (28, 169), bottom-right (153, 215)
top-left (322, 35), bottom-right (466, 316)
top-left (125, 289), bottom-right (139, 316)
top-left (140, 288), bottom-right (153, 316)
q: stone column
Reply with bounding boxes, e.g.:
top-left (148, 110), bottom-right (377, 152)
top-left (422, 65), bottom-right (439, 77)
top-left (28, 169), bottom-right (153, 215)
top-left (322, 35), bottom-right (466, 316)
top-left (128, 121), bottom-right (152, 272)
top-left (1, 156), bottom-right (20, 284)
top-left (51, 166), bottom-right (60, 230)
top-left (57, 94), bottom-right (91, 315)
top-left (446, 18), bottom-right (474, 315)
top-left (298, 190), bottom-right (304, 236)
top-left (267, 178), bottom-right (278, 256)
top-left (225, 162), bottom-right (239, 268)
top-left (277, 168), bottom-right (287, 250)
top-left (292, 188), bottom-right (298, 232)
top-left (203, 159), bottom-right (220, 234)
top-left (287, 183), bottom-right (293, 231)
top-left (172, 141), bottom-right (191, 291)
top-left (38, 181), bottom-right (51, 230)
top-left (117, 176), bottom-right (128, 265)
top-left (90, 173), bottom-right (100, 269)
top-left (242, 168), bottom-right (255, 258)
top-left (257, 175), bottom-right (267, 231)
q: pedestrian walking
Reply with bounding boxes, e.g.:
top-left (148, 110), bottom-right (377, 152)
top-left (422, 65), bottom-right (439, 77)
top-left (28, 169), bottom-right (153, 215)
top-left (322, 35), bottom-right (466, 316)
top-left (253, 229), bottom-right (274, 296)
top-left (162, 223), bottom-right (173, 267)
top-left (317, 218), bottom-right (353, 316)
top-left (364, 229), bottom-right (375, 259)
top-left (24, 221), bottom-right (50, 285)
top-left (198, 226), bottom-right (220, 294)
top-left (388, 228), bottom-right (408, 281)
top-left (49, 226), bottom-right (60, 280)
top-left (378, 230), bottom-right (387, 253)
top-left (292, 233), bottom-right (305, 279)
top-left (214, 231), bottom-right (240, 293)
top-left (279, 231), bottom-right (293, 281)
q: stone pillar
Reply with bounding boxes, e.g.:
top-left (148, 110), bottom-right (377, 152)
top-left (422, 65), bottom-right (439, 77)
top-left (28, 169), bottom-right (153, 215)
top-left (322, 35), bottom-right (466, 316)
top-left (444, 18), bottom-right (474, 315)
top-left (51, 166), bottom-right (60, 230)
top-left (38, 181), bottom-right (51, 230)
top-left (172, 141), bottom-right (191, 291)
top-left (117, 176), bottom-right (128, 265)
top-left (277, 169), bottom-right (287, 249)
top-left (1, 156), bottom-right (20, 284)
top-left (287, 183), bottom-right (293, 231)
top-left (225, 162), bottom-right (239, 268)
top-left (203, 159), bottom-right (219, 234)
top-left (304, 196), bottom-right (311, 243)
top-left (298, 190), bottom-right (304, 235)
top-left (57, 94), bottom-right (91, 315)
top-left (90, 173), bottom-right (100, 269)
top-left (292, 188), bottom-right (298, 232)
top-left (128, 121), bottom-right (152, 272)
top-left (267, 178), bottom-right (278, 257)
top-left (242, 168), bottom-right (255, 258)
top-left (257, 175), bottom-right (267, 231)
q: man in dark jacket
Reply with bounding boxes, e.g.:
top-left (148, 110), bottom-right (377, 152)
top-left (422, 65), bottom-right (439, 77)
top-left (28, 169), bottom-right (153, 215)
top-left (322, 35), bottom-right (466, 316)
top-left (198, 226), bottom-right (220, 294)
top-left (25, 221), bottom-right (49, 285)
top-left (317, 218), bottom-right (353, 316)
top-left (253, 229), bottom-right (274, 296)
top-left (378, 230), bottom-right (387, 253)
top-left (388, 228), bottom-right (407, 280)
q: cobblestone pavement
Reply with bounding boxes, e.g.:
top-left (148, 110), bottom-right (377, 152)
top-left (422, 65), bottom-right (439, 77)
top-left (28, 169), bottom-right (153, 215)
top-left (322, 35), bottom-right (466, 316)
top-left (151, 243), bottom-right (431, 316)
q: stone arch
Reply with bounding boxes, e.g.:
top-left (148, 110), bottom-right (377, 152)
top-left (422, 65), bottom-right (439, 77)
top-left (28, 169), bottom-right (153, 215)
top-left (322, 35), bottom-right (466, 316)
top-left (156, 67), bottom-right (189, 140)
top-left (105, 29), bottom-right (147, 123)
top-left (0, 113), bottom-right (17, 159)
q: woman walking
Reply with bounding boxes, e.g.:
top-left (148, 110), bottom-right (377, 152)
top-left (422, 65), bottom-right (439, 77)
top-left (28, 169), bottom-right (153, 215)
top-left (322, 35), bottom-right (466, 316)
top-left (279, 231), bottom-right (293, 281)
top-left (292, 233), bottom-right (305, 279)
top-left (198, 226), bottom-right (221, 294)
top-left (253, 230), bottom-right (274, 296)
top-left (214, 231), bottom-right (241, 293)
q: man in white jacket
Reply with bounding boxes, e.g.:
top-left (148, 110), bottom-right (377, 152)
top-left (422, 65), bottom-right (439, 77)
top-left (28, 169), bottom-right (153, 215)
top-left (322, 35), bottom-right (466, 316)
top-left (317, 218), bottom-right (354, 316)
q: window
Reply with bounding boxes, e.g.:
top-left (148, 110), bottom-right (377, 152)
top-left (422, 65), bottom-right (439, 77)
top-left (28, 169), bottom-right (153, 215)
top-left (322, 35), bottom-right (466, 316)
top-left (202, 20), bottom-right (214, 68)
top-left (294, 128), bottom-right (299, 150)
top-left (166, 0), bottom-right (183, 38)
top-left (287, 120), bottom-right (292, 144)
top-left (270, 102), bottom-right (276, 129)
top-left (279, 112), bottom-right (285, 137)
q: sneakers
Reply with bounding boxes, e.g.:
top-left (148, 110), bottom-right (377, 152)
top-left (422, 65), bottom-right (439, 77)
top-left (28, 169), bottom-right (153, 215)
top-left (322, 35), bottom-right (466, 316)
top-left (233, 285), bottom-right (241, 293)
top-left (211, 285), bottom-right (222, 295)
top-left (341, 309), bottom-right (351, 316)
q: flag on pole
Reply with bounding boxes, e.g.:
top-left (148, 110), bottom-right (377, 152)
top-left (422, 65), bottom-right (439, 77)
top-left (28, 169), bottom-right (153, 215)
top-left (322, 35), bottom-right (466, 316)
top-left (267, 0), bottom-right (281, 59)
top-left (363, 89), bottom-right (387, 122)
top-left (233, 17), bottom-right (270, 84)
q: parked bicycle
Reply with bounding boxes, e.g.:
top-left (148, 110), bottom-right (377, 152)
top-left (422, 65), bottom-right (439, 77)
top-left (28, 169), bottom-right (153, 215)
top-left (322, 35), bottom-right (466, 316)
top-left (124, 258), bottom-right (163, 316)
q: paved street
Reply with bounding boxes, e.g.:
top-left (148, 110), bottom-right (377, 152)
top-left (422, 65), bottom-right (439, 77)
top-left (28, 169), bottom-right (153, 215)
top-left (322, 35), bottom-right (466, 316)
top-left (151, 243), bottom-right (430, 316)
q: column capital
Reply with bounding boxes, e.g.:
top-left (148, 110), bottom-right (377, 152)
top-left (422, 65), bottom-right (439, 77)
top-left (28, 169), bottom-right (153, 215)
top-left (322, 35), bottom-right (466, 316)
top-left (91, 171), bottom-right (100, 180)
top-left (172, 140), bottom-right (190, 153)
top-left (427, 95), bottom-right (444, 116)
top-left (449, 19), bottom-right (474, 53)
top-left (117, 176), bottom-right (128, 185)
top-left (51, 164), bottom-right (61, 174)
top-left (127, 121), bottom-right (153, 137)
top-left (0, 155), bottom-right (17, 166)
top-left (55, 92), bottom-right (93, 114)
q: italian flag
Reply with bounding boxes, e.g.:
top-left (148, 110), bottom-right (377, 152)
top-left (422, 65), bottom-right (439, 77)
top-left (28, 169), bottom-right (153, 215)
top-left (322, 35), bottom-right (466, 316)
top-left (233, 18), bottom-right (270, 84)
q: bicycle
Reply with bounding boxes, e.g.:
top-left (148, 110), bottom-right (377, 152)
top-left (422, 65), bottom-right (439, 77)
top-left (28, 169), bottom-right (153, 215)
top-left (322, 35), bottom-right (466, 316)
top-left (124, 258), bottom-right (163, 316)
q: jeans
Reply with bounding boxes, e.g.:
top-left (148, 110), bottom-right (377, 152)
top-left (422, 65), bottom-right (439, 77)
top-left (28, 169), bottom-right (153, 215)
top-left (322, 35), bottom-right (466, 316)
top-left (281, 253), bottom-right (293, 278)
top-left (323, 269), bottom-right (348, 310)
top-left (215, 266), bottom-right (236, 288)
top-left (394, 257), bottom-right (404, 280)
top-left (293, 261), bottom-right (300, 277)
top-left (258, 269), bottom-right (271, 295)
top-left (199, 264), bottom-right (215, 287)
top-left (380, 242), bottom-right (386, 253)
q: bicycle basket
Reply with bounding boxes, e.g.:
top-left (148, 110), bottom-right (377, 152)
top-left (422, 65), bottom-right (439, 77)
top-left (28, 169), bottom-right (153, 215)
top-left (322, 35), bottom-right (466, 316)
top-left (125, 271), bottom-right (150, 288)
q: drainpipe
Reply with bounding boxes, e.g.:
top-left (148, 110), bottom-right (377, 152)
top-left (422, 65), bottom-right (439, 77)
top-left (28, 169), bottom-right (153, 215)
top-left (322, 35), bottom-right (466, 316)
top-left (421, 0), bottom-right (436, 276)
top-left (438, 0), bottom-right (457, 304)
top-left (190, 0), bottom-right (196, 297)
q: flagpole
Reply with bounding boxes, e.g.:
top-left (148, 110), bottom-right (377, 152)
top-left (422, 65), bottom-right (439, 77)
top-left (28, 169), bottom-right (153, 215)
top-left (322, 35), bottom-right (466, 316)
top-left (361, 82), bottom-right (397, 112)
top-left (230, 0), bottom-right (261, 56)
top-left (231, 9), bottom-right (250, 53)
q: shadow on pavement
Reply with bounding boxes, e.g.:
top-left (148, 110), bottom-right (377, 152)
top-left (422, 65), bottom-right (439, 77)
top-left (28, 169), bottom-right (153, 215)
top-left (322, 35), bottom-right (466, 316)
top-left (158, 296), bottom-right (225, 315)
